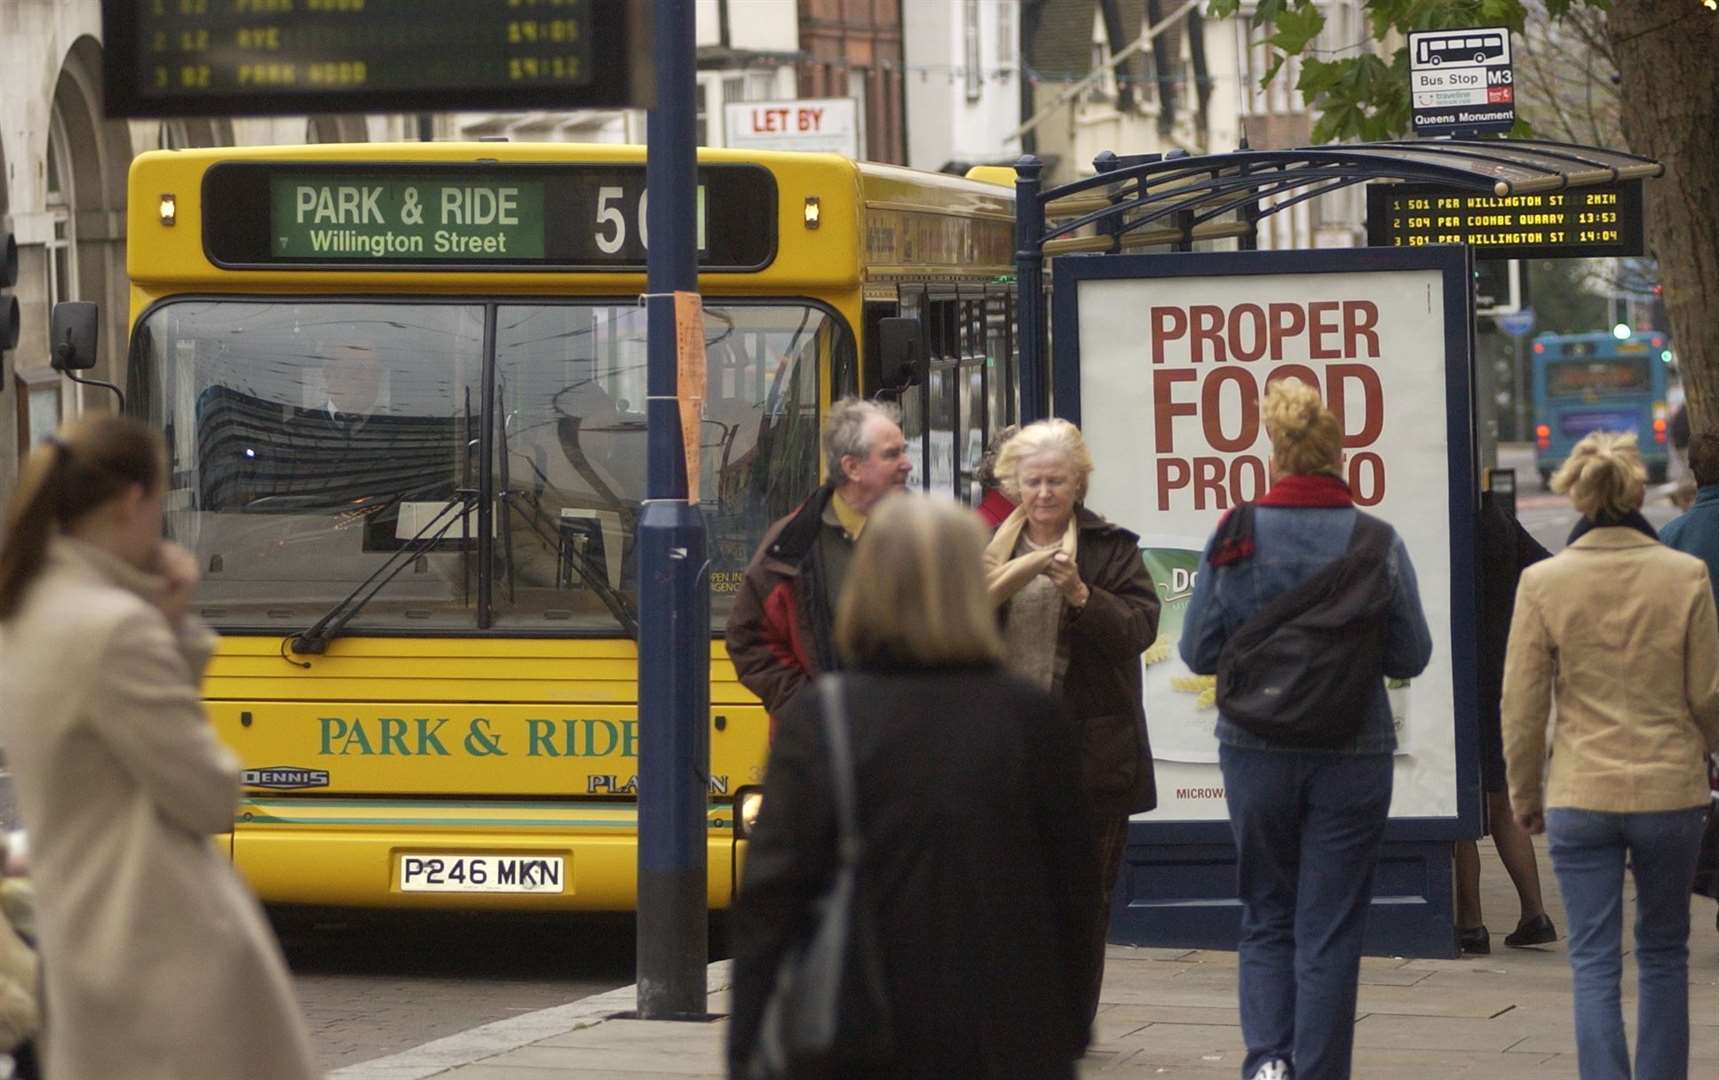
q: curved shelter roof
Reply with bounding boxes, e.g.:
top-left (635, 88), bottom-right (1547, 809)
top-left (1027, 138), bottom-right (1663, 254)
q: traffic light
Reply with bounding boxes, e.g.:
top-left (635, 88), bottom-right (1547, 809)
top-left (1, 230), bottom-right (18, 352)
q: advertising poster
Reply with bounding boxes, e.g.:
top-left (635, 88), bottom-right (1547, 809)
top-left (1064, 251), bottom-right (1473, 824)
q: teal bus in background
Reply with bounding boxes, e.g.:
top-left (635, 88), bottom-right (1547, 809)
top-left (1531, 330), bottom-right (1673, 488)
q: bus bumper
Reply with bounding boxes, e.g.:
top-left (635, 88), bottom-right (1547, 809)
top-left (232, 819), bottom-right (741, 911)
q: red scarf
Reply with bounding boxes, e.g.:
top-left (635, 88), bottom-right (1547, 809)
top-left (1256, 472), bottom-right (1354, 508)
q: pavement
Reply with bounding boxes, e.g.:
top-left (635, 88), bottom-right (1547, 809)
top-left (319, 442), bottom-right (1709, 1078)
top-left (330, 845), bottom-right (1719, 1079)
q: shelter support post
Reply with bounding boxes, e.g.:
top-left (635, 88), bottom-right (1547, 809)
top-left (637, 0), bottom-right (710, 1020)
top-left (1015, 156), bottom-right (1049, 422)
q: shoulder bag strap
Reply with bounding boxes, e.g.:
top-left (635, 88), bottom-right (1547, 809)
top-left (817, 675), bottom-right (862, 866)
top-left (1222, 511), bottom-right (1390, 642)
top-left (1349, 511), bottom-right (1395, 561)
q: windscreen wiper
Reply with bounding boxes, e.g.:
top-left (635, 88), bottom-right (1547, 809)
top-left (495, 381), bottom-right (639, 639)
top-left (286, 489), bottom-right (479, 658)
top-left (498, 485), bottom-right (641, 639)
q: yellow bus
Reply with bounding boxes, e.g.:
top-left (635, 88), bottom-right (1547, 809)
top-left (118, 142), bottom-right (1017, 910)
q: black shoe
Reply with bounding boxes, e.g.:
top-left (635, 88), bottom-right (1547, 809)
top-left (1459, 925), bottom-right (1490, 955)
top-left (1505, 914), bottom-right (1557, 948)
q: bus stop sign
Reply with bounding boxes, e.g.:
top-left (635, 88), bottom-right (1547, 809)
top-left (1409, 26), bottom-right (1514, 136)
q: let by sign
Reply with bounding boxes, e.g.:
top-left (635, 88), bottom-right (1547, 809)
top-left (723, 98), bottom-right (860, 158)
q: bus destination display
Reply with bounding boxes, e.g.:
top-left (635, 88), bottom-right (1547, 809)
top-left (101, 0), bottom-right (647, 117)
top-left (1365, 180), bottom-right (1644, 261)
top-left (203, 163), bottom-right (778, 271)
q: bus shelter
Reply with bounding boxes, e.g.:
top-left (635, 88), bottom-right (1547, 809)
top-left (1012, 138), bottom-right (1663, 958)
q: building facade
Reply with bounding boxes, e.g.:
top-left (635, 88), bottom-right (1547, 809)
top-left (1016, 0), bottom-right (1371, 249)
top-left (798, 0), bottom-right (906, 165)
top-left (903, 0), bottom-right (1023, 173)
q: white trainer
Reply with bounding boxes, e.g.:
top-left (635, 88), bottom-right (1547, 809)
top-left (1250, 1061), bottom-right (1292, 1080)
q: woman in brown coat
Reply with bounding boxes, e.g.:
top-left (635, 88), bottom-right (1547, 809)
top-left (984, 418), bottom-right (1161, 1027)
top-left (0, 418), bottom-right (319, 1080)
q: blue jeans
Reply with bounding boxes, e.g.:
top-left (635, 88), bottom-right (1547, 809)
top-left (1546, 807), bottom-right (1709, 1080)
top-left (1219, 744), bottom-right (1393, 1080)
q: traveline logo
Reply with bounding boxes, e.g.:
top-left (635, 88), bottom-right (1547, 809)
top-left (243, 766), bottom-right (331, 791)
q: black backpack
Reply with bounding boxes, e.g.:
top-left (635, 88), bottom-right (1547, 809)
top-left (1214, 505), bottom-right (1396, 746)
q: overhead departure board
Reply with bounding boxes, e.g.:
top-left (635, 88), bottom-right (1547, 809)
top-left (202, 162), bottom-right (778, 272)
top-left (101, 0), bottom-right (649, 118)
top-left (1365, 180), bottom-right (1644, 260)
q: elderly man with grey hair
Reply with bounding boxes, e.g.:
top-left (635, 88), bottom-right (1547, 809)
top-left (725, 397), bottom-right (912, 719)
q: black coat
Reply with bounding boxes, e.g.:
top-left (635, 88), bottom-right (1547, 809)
top-left (1477, 494), bottom-right (1551, 725)
top-left (1001, 507), bottom-right (1162, 817)
top-left (727, 666), bottom-right (1093, 1080)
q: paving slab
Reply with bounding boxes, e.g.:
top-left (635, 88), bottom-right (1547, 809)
top-left (330, 838), bottom-right (1719, 1079)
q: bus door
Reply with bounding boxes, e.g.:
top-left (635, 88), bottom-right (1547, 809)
top-left (895, 283), bottom-right (1014, 503)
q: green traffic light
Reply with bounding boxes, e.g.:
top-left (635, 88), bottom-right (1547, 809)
top-left (1612, 323), bottom-right (1631, 340)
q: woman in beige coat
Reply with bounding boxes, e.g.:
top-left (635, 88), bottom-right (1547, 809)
top-left (0, 417), bottom-right (319, 1080)
top-left (1502, 431), bottom-right (1719, 1080)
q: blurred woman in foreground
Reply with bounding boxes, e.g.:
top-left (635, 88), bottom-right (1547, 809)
top-left (1503, 431), bottom-right (1719, 1080)
top-left (730, 495), bottom-right (1092, 1079)
top-left (0, 417), bottom-right (318, 1080)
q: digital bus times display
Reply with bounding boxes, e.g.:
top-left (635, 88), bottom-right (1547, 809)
top-left (1365, 180), bottom-right (1644, 261)
top-left (101, 0), bottom-right (644, 117)
top-left (1546, 358), bottom-right (1653, 398)
top-left (202, 163), bottom-right (778, 272)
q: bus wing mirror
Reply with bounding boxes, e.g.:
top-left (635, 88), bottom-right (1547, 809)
top-left (50, 302), bottom-right (99, 372)
top-left (877, 317), bottom-right (925, 391)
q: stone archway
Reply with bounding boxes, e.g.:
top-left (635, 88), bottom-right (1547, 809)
top-left (49, 35), bottom-right (133, 410)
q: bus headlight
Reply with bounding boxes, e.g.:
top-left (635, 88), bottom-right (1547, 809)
top-left (734, 787), bottom-right (764, 839)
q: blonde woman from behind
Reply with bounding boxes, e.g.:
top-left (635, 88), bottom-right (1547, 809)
top-left (0, 418), bottom-right (319, 1080)
top-left (1503, 431), bottom-right (1719, 1080)
top-left (1179, 378), bottom-right (1432, 1080)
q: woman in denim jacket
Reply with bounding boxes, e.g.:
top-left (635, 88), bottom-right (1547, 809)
top-left (1179, 379), bottom-right (1433, 1080)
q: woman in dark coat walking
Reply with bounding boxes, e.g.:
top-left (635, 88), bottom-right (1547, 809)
top-left (728, 496), bottom-right (1094, 1080)
top-left (983, 418), bottom-right (1162, 1028)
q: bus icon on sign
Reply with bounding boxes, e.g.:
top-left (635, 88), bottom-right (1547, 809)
top-left (1417, 32), bottom-right (1506, 66)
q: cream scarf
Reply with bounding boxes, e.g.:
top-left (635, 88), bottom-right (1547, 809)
top-left (984, 505), bottom-right (1078, 606)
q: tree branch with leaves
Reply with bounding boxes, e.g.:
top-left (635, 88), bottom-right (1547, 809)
top-left (1208, 0), bottom-right (1719, 431)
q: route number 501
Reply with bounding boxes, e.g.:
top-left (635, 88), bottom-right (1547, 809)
top-left (595, 186), bottom-right (648, 254)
